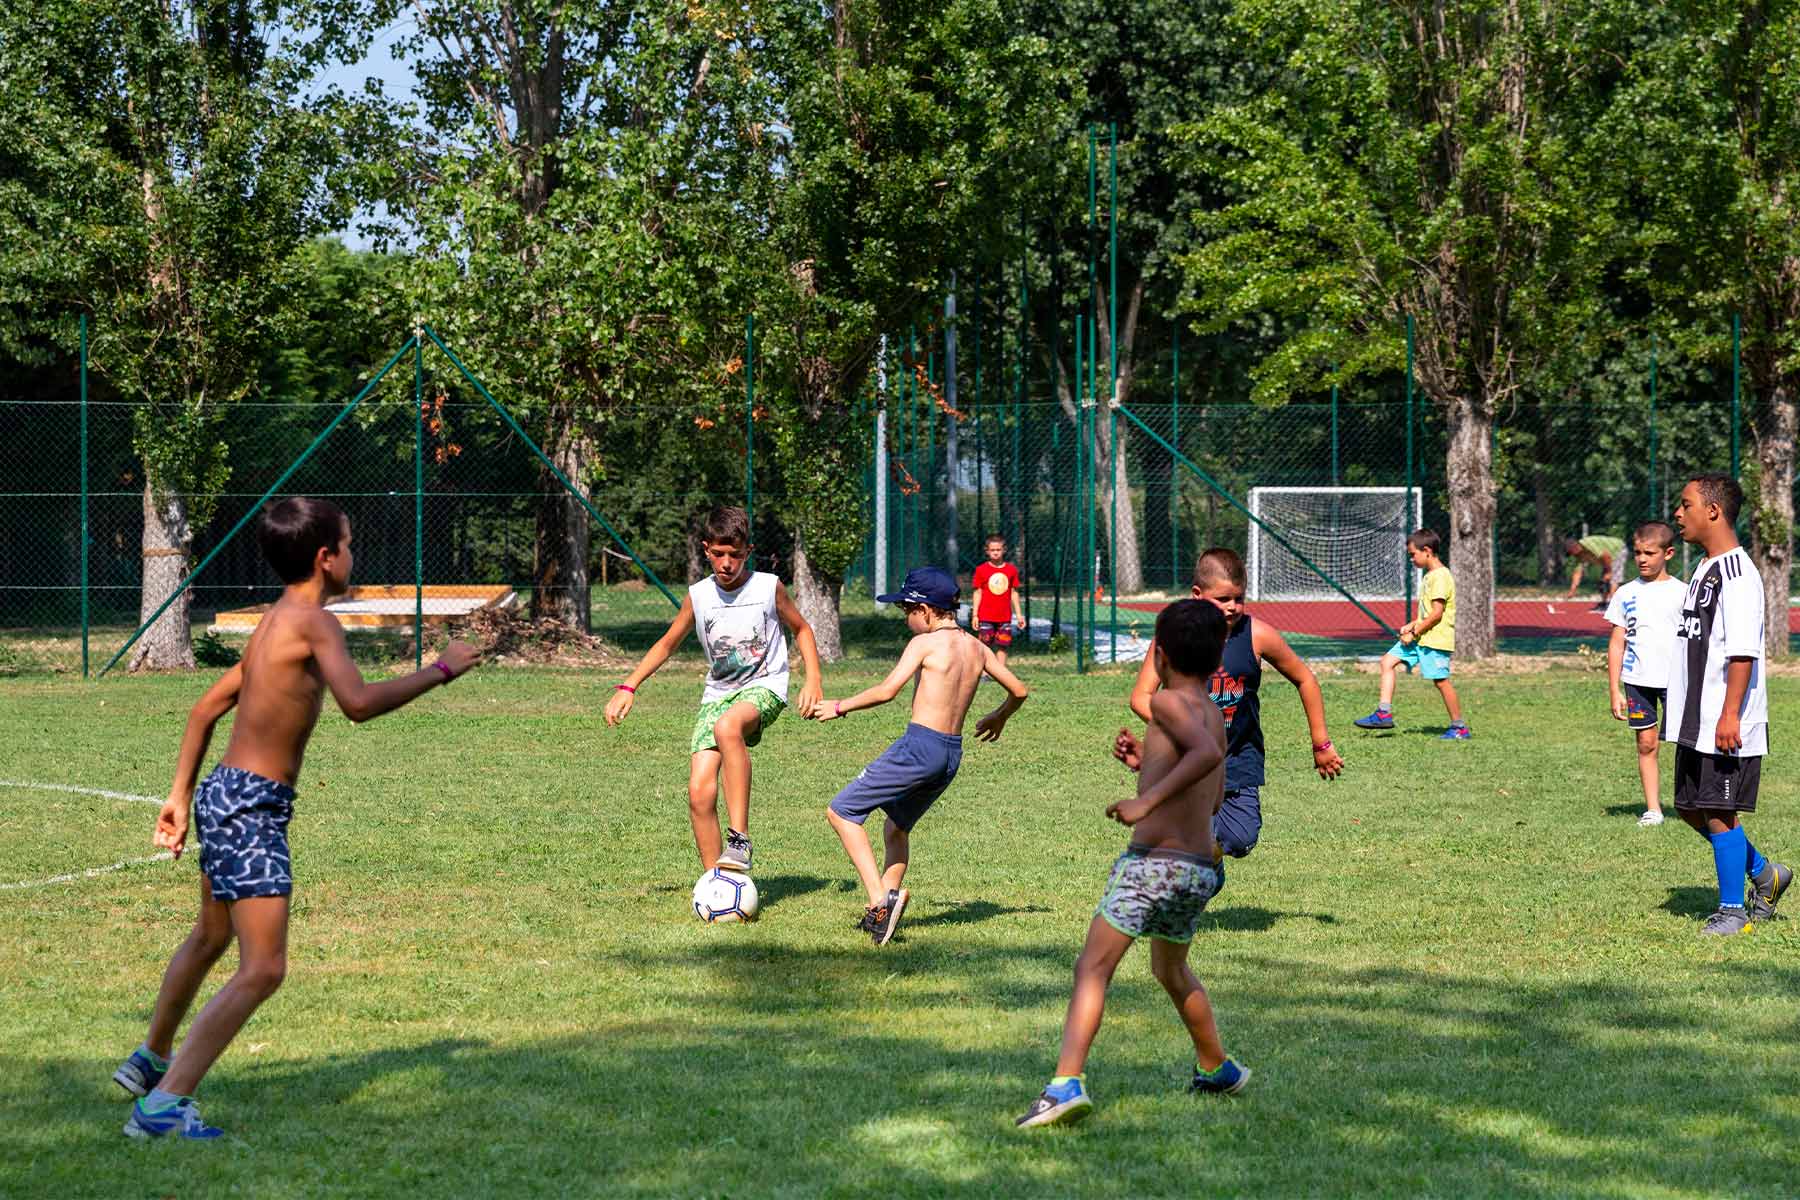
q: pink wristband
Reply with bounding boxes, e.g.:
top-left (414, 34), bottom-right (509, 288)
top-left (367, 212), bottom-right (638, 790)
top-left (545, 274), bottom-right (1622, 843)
top-left (433, 660), bottom-right (454, 683)
top-left (835, 700), bottom-right (843, 718)
top-left (615, 683), bottom-right (636, 693)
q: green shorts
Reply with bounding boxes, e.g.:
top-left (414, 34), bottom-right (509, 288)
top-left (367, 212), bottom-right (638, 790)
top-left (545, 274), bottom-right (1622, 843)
top-left (1095, 845), bottom-right (1223, 944)
top-left (690, 686), bottom-right (786, 755)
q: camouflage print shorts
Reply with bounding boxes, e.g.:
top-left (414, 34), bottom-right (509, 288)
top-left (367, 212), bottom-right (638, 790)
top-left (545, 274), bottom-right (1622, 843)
top-left (1095, 845), bottom-right (1223, 944)
top-left (690, 685), bottom-right (786, 755)
top-left (196, 765), bottom-right (296, 901)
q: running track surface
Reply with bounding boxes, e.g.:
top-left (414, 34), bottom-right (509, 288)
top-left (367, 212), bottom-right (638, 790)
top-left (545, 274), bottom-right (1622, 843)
top-left (1120, 598), bottom-right (1800, 643)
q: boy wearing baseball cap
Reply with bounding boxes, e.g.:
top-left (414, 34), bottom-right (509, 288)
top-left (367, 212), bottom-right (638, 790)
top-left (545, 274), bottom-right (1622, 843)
top-left (811, 566), bottom-right (1029, 944)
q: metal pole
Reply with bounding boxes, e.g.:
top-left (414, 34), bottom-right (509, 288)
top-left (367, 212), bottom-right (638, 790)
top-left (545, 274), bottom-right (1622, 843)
top-left (1076, 313), bottom-right (1086, 673)
top-left (1331, 365), bottom-right (1340, 486)
top-left (80, 312), bottom-right (89, 677)
top-left (746, 313), bottom-right (755, 525)
top-left (1108, 121), bottom-right (1118, 661)
top-left (414, 331), bottom-right (424, 669)
top-left (1014, 234), bottom-right (1026, 636)
top-left (1405, 315), bottom-right (1416, 617)
top-left (1172, 324), bottom-right (1180, 591)
top-left (875, 335), bottom-right (888, 598)
top-left (945, 276), bottom-right (959, 569)
top-left (1731, 313), bottom-right (1741, 482)
top-left (1649, 335), bottom-right (1658, 517)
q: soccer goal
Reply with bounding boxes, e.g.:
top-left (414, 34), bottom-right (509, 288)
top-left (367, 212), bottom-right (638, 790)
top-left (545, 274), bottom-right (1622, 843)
top-left (1246, 487), bottom-right (1423, 602)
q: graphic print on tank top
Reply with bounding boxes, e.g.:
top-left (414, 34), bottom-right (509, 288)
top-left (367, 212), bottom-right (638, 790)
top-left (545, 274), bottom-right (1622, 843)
top-left (691, 572), bottom-right (790, 703)
top-left (1208, 614), bottom-right (1265, 788)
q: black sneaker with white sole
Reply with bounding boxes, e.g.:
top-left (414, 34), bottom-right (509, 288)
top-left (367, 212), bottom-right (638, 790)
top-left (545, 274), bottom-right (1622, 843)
top-left (873, 888), bottom-right (909, 945)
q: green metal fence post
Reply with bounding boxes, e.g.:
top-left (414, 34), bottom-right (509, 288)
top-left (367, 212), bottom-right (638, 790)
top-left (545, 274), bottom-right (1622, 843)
top-left (1649, 334), bottom-right (1659, 518)
top-left (80, 312), bottom-right (89, 678)
top-left (1330, 365), bottom-right (1340, 486)
top-left (1172, 323), bottom-right (1180, 591)
top-left (746, 313), bottom-right (755, 527)
top-left (1014, 231), bottom-right (1026, 636)
top-left (1405, 315), bottom-right (1416, 618)
top-left (414, 329), bottom-right (424, 669)
top-left (1076, 313), bottom-right (1086, 673)
top-left (1731, 313), bottom-right (1741, 482)
top-left (1108, 120), bottom-right (1118, 661)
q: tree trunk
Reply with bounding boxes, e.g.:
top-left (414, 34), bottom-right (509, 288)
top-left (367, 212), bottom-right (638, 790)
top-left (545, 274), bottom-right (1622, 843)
top-left (1750, 381), bottom-right (1796, 657)
top-left (1444, 394), bottom-right (1497, 659)
top-left (130, 481), bottom-right (195, 671)
top-left (1094, 411), bottom-right (1143, 594)
top-left (532, 403), bottom-right (590, 630)
top-left (791, 532), bottom-right (843, 662)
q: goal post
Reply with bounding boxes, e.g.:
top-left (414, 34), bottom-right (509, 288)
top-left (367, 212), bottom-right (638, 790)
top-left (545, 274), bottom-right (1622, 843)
top-left (1247, 486), bottom-right (1423, 601)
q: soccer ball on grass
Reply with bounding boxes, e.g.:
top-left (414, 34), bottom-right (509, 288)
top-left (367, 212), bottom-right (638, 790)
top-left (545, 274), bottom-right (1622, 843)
top-left (693, 868), bottom-right (759, 923)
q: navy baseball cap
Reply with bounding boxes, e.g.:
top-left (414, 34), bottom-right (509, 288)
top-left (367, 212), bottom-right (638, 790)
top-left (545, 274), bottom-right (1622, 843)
top-left (877, 566), bottom-right (960, 610)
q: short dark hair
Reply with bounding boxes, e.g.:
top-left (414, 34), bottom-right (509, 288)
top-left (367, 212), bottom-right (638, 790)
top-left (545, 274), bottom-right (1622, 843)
top-left (257, 497), bottom-right (347, 584)
top-left (1193, 547), bottom-right (1247, 589)
top-left (1633, 520), bottom-right (1676, 550)
top-left (1155, 598), bottom-right (1227, 679)
top-left (1407, 528), bottom-right (1442, 555)
top-left (701, 506), bottom-right (751, 546)
top-left (1690, 473), bottom-right (1743, 525)
top-left (983, 533), bottom-right (1007, 547)
top-left (900, 600), bottom-right (957, 621)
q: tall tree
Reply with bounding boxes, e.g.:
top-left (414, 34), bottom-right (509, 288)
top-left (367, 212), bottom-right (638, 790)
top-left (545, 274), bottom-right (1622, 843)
top-left (755, 0), bottom-right (1069, 658)
top-left (1178, 0), bottom-right (1617, 657)
top-left (1602, 1), bottom-right (1800, 653)
top-left (373, 0), bottom-right (766, 628)
top-left (0, 0), bottom-right (352, 668)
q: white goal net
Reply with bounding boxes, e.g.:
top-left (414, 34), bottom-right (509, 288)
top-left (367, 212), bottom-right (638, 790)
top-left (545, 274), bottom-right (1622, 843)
top-left (1246, 487), bottom-right (1423, 601)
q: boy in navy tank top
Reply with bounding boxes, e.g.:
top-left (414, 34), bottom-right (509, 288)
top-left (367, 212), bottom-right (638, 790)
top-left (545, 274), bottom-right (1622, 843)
top-left (1124, 548), bottom-right (1343, 858)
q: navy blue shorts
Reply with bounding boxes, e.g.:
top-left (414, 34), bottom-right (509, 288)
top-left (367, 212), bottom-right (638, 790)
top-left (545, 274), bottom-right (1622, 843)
top-left (1623, 682), bottom-right (1664, 731)
top-left (1214, 786), bottom-right (1261, 859)
top-left (829, 724), bottom-right (963, 832)
top-left (196, 765), bottom-right (296, 901)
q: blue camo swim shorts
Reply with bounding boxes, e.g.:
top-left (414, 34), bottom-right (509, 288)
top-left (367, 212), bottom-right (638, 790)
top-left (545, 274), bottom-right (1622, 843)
top-left (1095, 844), bottom-right (1223, 944)
top-left (196, 765), bottom-right (296, 901)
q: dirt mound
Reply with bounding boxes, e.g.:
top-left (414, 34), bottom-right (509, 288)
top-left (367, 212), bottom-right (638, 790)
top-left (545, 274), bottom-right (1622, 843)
top-left (434, 606), bottom-right (626, 668)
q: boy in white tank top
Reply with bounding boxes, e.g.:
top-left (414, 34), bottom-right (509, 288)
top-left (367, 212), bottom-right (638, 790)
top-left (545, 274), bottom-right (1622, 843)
top-left (605, 507), bottom-right (823, 872)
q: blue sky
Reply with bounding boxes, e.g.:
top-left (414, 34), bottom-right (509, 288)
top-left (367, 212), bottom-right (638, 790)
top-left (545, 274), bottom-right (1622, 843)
top-left (305, 15), bottom-right (420, 249)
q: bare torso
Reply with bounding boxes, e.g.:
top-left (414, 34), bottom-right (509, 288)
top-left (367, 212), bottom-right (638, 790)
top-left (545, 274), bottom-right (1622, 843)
top-left (1130, 688), bottom-right (1224, 859)
top-left (905, 626), bottom-right (990, 734)
top-left (218, 598), bottom-right (329, 786)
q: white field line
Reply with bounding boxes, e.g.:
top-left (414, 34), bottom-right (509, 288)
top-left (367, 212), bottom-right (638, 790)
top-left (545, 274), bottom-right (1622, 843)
top-left (0, 779), bottom-right (173, 892)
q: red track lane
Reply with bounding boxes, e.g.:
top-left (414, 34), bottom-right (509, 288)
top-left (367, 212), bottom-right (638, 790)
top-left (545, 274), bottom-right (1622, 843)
top-left (1119, 598), bottom-right (1800, 641)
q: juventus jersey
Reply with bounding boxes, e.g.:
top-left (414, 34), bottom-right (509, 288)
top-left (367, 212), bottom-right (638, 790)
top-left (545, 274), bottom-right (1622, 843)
top-left (1662, 546), bottom-right (1767, 757)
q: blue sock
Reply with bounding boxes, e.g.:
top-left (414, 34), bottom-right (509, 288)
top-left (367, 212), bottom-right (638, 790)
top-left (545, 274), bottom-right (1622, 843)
top-left (1713, 827), bottom-right (1748, 908)
top-left (1745, 836), bottom-right (1768, 881)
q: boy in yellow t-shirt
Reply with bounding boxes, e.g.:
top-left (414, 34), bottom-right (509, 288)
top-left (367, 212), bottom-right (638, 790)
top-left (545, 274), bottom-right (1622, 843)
top-left (1353, 529), bottom-right (1470, 740)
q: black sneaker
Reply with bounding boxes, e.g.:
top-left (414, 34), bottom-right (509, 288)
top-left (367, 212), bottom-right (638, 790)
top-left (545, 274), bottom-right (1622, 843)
top-left (1749, 862), bottom-right (1792, 922)
top-left (716, 829), bottom-right (753, 872)
top-left (858, 904), bottom-right (887, 942)
top-left (872, 888), bottom-right (909, 946)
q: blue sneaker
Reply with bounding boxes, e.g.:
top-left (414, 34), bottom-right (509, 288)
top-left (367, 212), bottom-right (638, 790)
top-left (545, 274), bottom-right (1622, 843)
top-left (1015, 1076), bottom-right (1093, 1128)
top-left (112, 1048), bottom-right (169, 1098)
top-left (1353, 709), bottom-right (1394, 730)
top-left (1189, 1058), bottom-right (1251, 1095)
top-left (1439, 724), bottom-right (1472, 741)
top-left (123, 1097), bottom-right (223, 1140)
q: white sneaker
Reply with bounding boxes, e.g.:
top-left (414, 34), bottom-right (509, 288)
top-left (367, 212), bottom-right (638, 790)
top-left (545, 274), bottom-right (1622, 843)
top-left (1638, 810), bottom-right (1665, 827)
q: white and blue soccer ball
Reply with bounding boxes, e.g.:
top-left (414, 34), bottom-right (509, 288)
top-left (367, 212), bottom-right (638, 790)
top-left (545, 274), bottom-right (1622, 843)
top-left (693, 868), bottom-right (759, 923)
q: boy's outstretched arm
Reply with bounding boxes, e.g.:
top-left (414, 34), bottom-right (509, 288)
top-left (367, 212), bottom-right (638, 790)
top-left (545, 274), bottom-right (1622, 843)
top-left (313, 610), bottom-right (479, 724)
top-left (1106, 691), bottom-right (1224, 825)
top-left (974, 643), bottom-right (1028, 741)
top-left (812, 636), bottom-right (930, 721)
top-left (605, 594), bottom-right (696, 725)
top-left (155, 663), bottom-right (245, 857)
top-left (774, 582), bottom-right (823, 717)
top-left (1256, 625), bottom-right (1343, 779)
top-left (1127, 643), bottom-right (1158, 724)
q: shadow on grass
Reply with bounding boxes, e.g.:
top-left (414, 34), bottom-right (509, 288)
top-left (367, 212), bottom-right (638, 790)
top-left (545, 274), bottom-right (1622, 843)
top-left (1660, 885), bottom-right (1718, 919)
top-left (1196, 906), bottom-right (1338, 933)
top-left (1602, 802), bottom-right (1646, 817)
top-left (30, 953), bottom-right (1800, 1198)
top-left (755, 873), bottom-right (834, 909)
top-left (906, 899), bottom-right (1055, 929)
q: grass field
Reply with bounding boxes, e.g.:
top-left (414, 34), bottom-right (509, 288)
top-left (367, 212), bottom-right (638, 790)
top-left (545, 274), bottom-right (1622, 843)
top-left (3, 631), bottom-right (1799, 1197)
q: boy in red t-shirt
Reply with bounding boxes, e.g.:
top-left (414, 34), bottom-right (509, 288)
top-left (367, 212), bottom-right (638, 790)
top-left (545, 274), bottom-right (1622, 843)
top-left (971, 534), bottom-right (1026, 665)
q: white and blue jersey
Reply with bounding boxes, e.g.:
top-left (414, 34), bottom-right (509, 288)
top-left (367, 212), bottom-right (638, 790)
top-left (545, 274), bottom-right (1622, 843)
top-left (1604, 575), bottom-right (1685, 688)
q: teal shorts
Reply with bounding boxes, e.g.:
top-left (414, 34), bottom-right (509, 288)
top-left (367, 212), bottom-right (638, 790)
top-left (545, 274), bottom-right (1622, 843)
top-left (1386, 641), bottom-right (1452, 680)
top-left (690, 685), bottom-right (785, 754)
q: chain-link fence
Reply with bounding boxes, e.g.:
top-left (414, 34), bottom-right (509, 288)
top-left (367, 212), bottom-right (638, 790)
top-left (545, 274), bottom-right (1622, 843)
top-left (0, 319), bottom-right (1754, 673)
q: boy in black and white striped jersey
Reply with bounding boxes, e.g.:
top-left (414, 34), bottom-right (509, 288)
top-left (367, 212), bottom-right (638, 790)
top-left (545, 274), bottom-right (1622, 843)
top-left (1665, 475), bottom-right (1791, 935)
